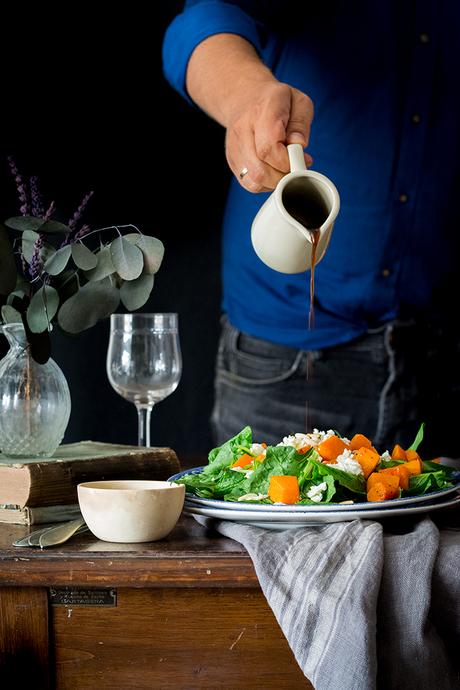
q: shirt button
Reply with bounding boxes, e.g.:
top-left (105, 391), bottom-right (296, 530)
top-left (399, 193), bottom-right (408, 203)
top-left (411, 114), bottom-right (421, 124)
top-left (419, 33), bottom-right (430, 43)
top-left (381, 268), bottom-right (391, 278)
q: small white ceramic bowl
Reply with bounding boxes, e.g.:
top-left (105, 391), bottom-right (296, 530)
top-left (77, 480), bottom-right (185, 543)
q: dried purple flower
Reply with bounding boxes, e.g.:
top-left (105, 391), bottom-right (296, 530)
top-left (73, 223), bottom-right (91, 241)
top-left (30, 176), bottom-right (45, 217)
top-left (43, 200), bottom-right (55, 222)
top-left (8, 156), bottom-right (29, 216)
top-left (29, 234), bottom-right (45, 279)
top-left (68, 191), bottom-right (94, 232)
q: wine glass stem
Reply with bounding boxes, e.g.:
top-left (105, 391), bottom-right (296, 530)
top-left (136, 405), bottom-right (153, 447)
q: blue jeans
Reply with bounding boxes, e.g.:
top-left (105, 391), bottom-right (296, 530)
top-left (211, 316), bottom-right (460, 458)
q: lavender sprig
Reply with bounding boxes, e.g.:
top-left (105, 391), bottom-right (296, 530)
top-left (30, 176), bottom-right (45, 217)
top-left (43, 200), bottom-right (55, 222)
top-left (29, 234), bottom-right (45, 279)
top-left (8, 156), bottom-right (29, 216)
top-left (60, 222), bottom-right (91, 248)
top-left (68, 191), bottom-right (94, 233)
top-left (73, 223), bottom-right (91, 241)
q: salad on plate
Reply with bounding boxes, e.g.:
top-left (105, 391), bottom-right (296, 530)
top-left (176, 424), bottom-right (457, 506)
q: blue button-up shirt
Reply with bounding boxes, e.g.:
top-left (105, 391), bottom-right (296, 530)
top-left (163, 1), bottom-right (460, 349)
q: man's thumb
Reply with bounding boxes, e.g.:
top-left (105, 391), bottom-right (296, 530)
top-left (287, 131), bottom-right (307, 146)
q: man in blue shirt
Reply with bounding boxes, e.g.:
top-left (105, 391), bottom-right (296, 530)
top-left (163, 1), bottom-right (460, 456)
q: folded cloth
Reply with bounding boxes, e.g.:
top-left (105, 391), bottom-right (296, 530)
top-left (209, 517), bottom-right (459, 690)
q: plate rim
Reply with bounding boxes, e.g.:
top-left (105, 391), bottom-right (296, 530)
top-left (169, 466), bottom-right (460, 512)
top-left (183, 491), bottom-right (460, 524)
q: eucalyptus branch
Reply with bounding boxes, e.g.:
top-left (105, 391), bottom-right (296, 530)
top-left (77, 223), bottom-right (141, 241)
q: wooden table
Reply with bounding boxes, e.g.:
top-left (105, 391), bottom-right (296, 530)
top-left (0, 516), bottom-right (311, 689)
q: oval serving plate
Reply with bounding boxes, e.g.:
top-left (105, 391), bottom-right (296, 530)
top-left (184, 491), bottom-right (460, 530)
top-left (169, 467), bottom-right (460, 513)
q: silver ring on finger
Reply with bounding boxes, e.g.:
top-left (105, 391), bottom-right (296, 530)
top-left (239, 167), bottom-right (249, 180)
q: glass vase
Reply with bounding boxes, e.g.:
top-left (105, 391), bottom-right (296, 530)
top-left (0, 323), bottom-right (71, 458)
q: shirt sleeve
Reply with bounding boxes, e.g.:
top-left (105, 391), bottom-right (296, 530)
top-left (162, 1), bottom-right (271, 104)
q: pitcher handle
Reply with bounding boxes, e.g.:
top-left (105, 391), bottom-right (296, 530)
top-left (287, 143), bottom-right (307, 173)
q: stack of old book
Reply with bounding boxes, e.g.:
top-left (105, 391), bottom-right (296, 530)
top-left (0, 441), bottom-right (180, 524)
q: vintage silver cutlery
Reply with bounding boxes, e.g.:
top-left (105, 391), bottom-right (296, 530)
top-left (13, 518), bottom-right (87, 548)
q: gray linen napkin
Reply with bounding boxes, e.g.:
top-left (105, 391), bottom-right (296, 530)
top-left (207, 517), bottom-right (459, 690)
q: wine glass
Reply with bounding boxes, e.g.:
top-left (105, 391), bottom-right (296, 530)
top-left (107, 313), bottom-right (182, 447)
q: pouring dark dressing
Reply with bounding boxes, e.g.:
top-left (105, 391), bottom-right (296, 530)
top-left (282, 180), bottom-right (328, 432)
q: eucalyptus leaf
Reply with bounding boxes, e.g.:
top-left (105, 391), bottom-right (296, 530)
top-left (84, 246), bottom-right (116, 281)
top-left (53, 269), bottom-right (79, 303)
top-left (21, 231), bottom-right (55, 266)
top-left (22, 317), bottom-right (51, 364)
top-left (0, 224), bottom-right (17, 295)
top-left (71, 242), bottom-right (97, 270)
top-left (124, 233), bottom-right (165, 274)
top-left (110, 236), bottom-right (143, 281)
top-left (1, 305), bottom-right (22, 323)
top-left (21, 230), bottom-right (39, 263)
top-left (44, 245), bottom-right (72, 276)
top-left (58, 279), bottom-right (120, 333)
top-left (7, 290), bottom-right (26, 305)
top-left (15, 274), bottom-right (29, 292)
top-left (120, 273), bottom-right (154, 311)
top-left (5, 216), bottom-right (44, 233)
top-left (7, 292), bottom-right (29, 314)
top-left (27, 285), bottom-right (59, 333)
top-left (39, 220), bottom-right (71, 234)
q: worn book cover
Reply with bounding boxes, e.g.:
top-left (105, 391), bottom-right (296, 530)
top-left (0, 441), bottom-right (180, 509)
top-left (0, 503), bottom-right (82, 525)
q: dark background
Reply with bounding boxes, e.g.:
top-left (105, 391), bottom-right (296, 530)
top-left (0, 4), bottom-right (229, 454)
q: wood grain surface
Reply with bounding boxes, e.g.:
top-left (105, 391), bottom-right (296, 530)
top-left (0, 516), bottom-right (259, 587)
top-left (53, 588), bottom-right (312, 689)
top-left (0, 586), bottom-right (50, 688)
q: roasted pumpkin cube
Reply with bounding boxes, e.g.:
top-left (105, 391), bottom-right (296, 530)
top-left (355, 447), bottom-right (380, 478)
top-left (268, 476), bottom-right (300, 504)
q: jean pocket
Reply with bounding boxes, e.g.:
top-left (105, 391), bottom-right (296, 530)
top-left (216, 324), bottom-right (304, 387)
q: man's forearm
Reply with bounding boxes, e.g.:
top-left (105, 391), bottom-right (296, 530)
top-left (186, 34), bottom-right (277, 127)
top-left (185, 32), bottom-right (313, 192)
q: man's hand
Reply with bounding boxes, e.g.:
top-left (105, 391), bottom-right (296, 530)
top-left (186, 34), bottom-right (314, 193)
top-left (225, 81), bottom-right (313, 193)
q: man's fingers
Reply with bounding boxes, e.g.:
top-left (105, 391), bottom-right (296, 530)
top-left (225, 83), bottom-right (315, 191)
top-left (226, 126), bottom-right (285, 192)
top-left (286, 88), bottom-right (314, 147)
top-left (253, 83), bottom-right (291, 172)
top-left (254, 120), bottom-right (291, 173)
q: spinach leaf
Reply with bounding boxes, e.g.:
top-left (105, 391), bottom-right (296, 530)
top-left (244, 445), bottom-right (305, 495)
top-left (299, 474), bottom-right (336, 503)
top-left (204, 426), bottom-right (253, 474)
top-left (378, 458), bottom-right (405, 470)
top-left (422, 460), bottom-right (455, 475)
top-left (309, 457), bottom-right (366, 495)
top-left (407, 422), bottom-right (425, 452)
top-left (176, 467), bottom-right (247, 499)
top-left (405, 470), bottom-right (452, 496)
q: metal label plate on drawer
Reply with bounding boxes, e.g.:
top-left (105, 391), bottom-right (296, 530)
top-left (50, 587), bottom-right (117, 606)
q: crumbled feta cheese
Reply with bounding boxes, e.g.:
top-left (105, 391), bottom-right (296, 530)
top-left (244, 470), bottom-right (254, 479)
top-left (250, 443), bottom-right (267, 457)
top-left (307, 481), bottom-right (328, 502)
top-left (238, 493), bottom-right (268, 502)
top-left (277, 433), bottom-right (312, 450)
top-left (380, 450), bottom-right (391, 461)
top-left (334, 449), bottom-right (364, 476)
top-left (305, 429), bottom-right (336, 447)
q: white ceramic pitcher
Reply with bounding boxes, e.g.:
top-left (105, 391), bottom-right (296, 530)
top-left (250, 144), bottom-right (340, 274)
